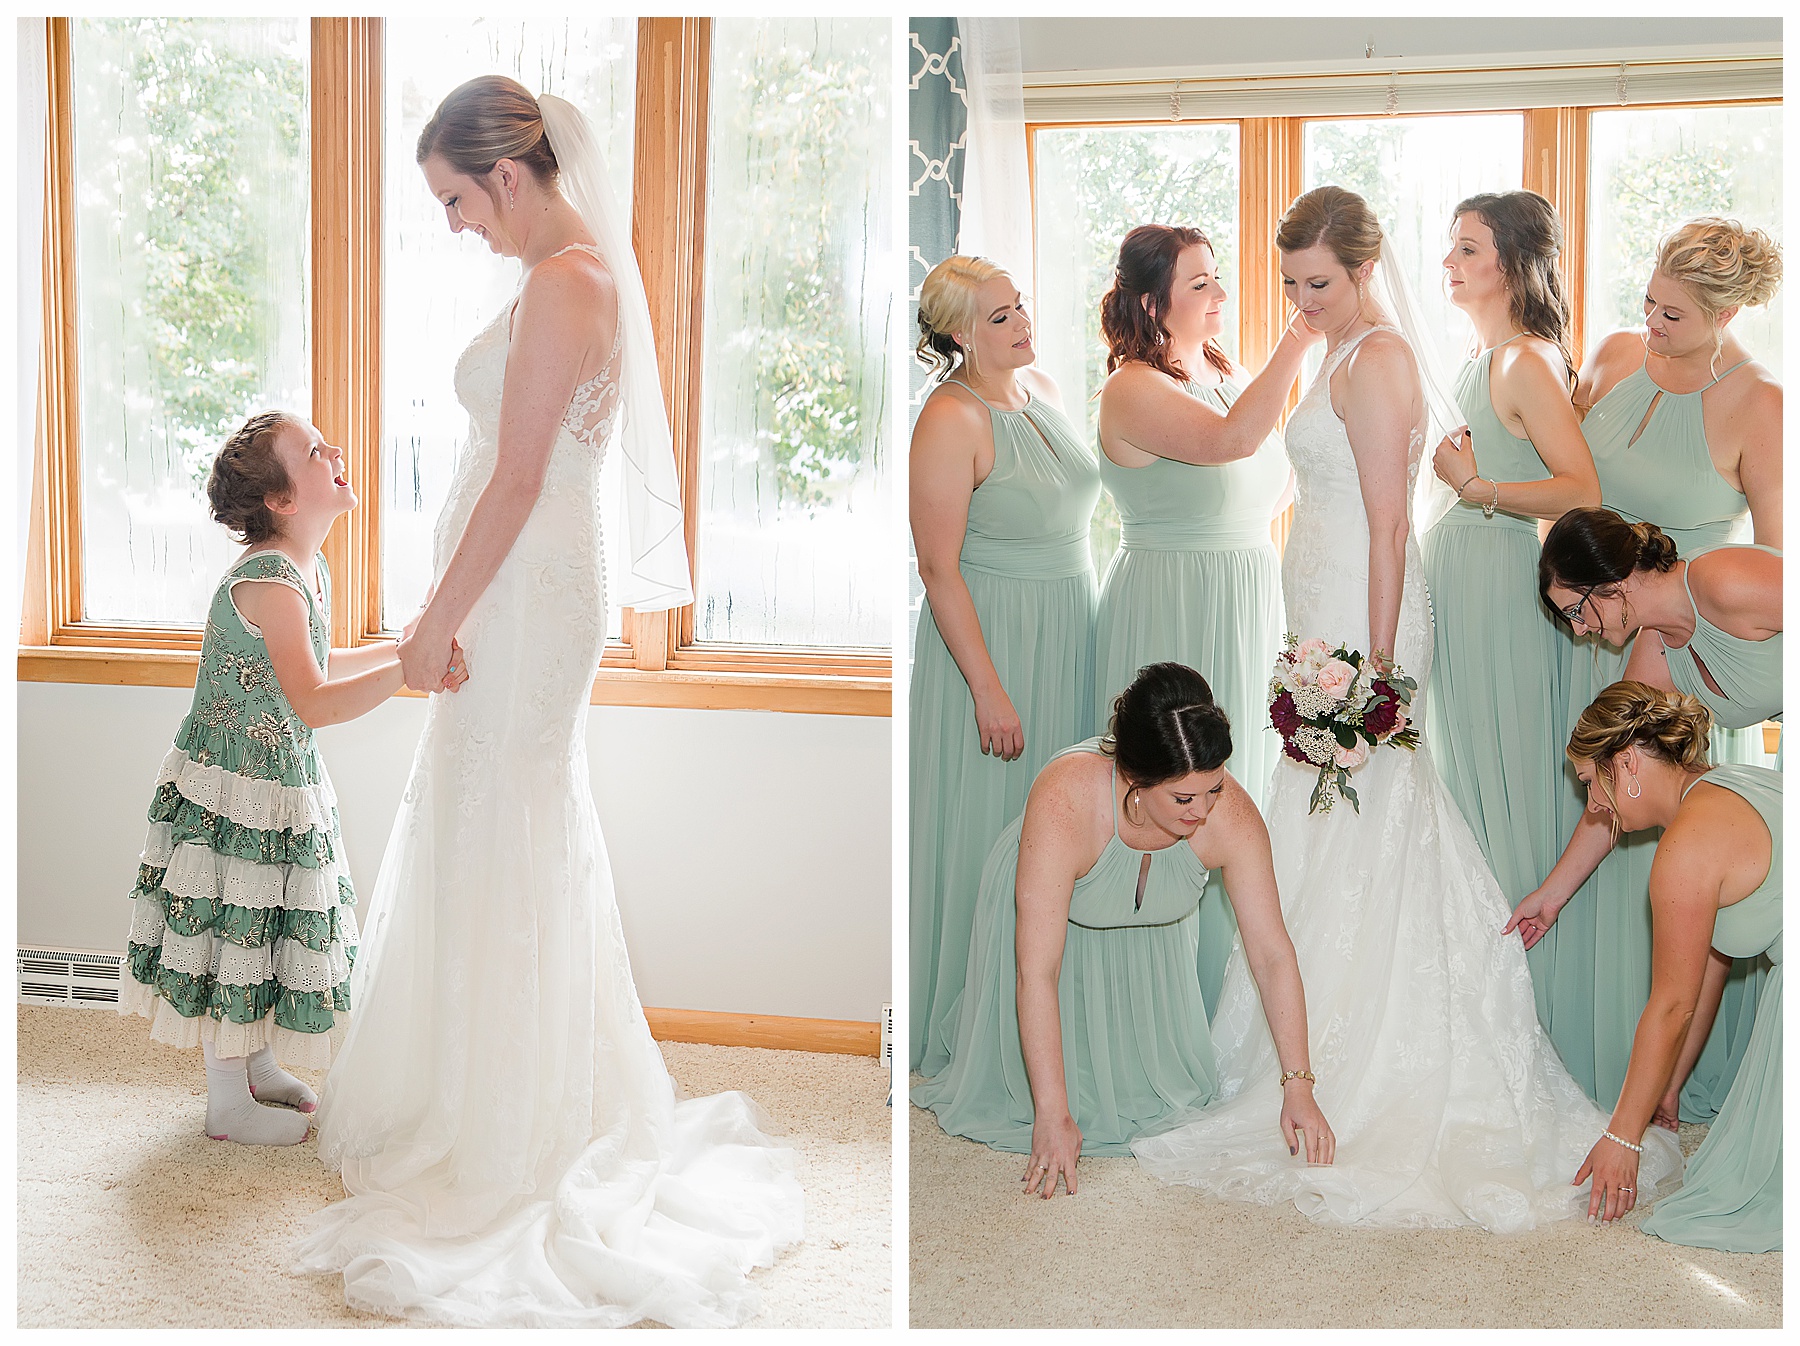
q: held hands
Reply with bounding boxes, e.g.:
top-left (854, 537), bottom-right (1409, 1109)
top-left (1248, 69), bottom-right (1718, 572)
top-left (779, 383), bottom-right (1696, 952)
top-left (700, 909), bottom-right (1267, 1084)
top-left (398, 613), bottom-right (470, 695)
top-left (1281, 1079), bottom-right (1336, 1165)
top-left (1502, 886), bottom-right (1567, 950)
top-left (973, 688), bottom-right (1025, 762)
top-left (1432, 426), bottom-right (1478, 492)
top-left (1023, 1112), bottom-right (1082, 1199)
top-left (1574, 1132), bottom-right (1640, 1223)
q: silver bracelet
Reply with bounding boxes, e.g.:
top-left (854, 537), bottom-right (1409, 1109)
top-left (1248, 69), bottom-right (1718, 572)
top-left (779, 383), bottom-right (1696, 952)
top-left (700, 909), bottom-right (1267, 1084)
top-left (1601, 1128), bottom-right (1643, 1155)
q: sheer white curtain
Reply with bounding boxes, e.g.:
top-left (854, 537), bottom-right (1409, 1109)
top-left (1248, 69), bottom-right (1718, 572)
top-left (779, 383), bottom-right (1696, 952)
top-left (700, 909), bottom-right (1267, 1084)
top-left (17, 19), bottom-right (47, 604)
top-left (956, 18), bottom-right (1031, 288)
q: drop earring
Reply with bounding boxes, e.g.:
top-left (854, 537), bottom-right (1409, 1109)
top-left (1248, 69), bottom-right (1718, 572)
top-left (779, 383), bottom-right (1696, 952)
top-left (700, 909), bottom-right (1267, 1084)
top-left (1626, 774), bottom-right (1642, 799)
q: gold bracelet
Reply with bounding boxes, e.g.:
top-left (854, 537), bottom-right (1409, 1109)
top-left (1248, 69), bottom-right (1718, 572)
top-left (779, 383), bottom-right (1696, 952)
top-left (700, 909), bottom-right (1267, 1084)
top-left (1279, 1069), bottom-right (1316, 1086)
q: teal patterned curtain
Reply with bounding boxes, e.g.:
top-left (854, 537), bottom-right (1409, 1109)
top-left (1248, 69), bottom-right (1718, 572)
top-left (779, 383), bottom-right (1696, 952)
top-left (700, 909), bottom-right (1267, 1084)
top-left (908, 19), bottom-right (967, 656)
top-left (908, 17), bottom-right (966, 421)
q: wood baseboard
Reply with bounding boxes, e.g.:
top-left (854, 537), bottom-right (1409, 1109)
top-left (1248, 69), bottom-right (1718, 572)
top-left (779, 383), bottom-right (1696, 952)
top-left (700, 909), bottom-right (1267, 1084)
top-left (644, 1007), bottom-right (880, 1056)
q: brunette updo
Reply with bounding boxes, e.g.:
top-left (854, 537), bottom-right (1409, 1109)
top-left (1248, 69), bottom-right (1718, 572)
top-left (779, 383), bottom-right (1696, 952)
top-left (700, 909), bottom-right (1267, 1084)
top-left (1099, 224), bottom-right (1234, 383)
top-left (1276, 185), bottom-right (1383, 274)
top-left (916, 254), bottom-right (1010, 380)
top-left (416, 75), bottom-right (560, 197)
top-left (1453, 190), bottom-right (1576, 387)
top-left (1538, 506), bottom-right (1680, 627)
top-left (1103, 662), bottom-right (1233, 785)
top-left (207, 411), bottom-right (298, 545)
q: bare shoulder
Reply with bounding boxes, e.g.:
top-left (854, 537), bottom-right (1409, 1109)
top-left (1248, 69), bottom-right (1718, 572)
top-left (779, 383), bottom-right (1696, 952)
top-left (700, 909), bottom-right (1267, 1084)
top-left (1022, 749), bottom-right (1112, 845)
top-left (1019, 363), bottom-right (1064, 407)
top-left (1590, 329), bottom-right (1647, 381)
top-left (913, 380), bottom-right (991, 443)
top-left (517, 246), bottom-right (617, 345)
top-left (1344, 328), bottom-right (1416, 381)
top-left (1723, 361), bottom-right (1782, 417)
top-left (1500, 334), bottom-right (1575, 391)
top-left (1660, 779), bottom-right (1764, 876)
top-left (1190, 771), bottom-right (1269, 866)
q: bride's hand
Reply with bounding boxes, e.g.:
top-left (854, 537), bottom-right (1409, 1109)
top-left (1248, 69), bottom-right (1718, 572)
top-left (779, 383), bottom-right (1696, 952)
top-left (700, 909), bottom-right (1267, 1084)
top-left (1503, 886), bottom-right (1566, 950)
top-left (1432, 427), bottom-right (1476, 489)
top-left (442, 639), bottom-right (471, 692)
top-left (1281, 1080), bottom-right (1335, 1165)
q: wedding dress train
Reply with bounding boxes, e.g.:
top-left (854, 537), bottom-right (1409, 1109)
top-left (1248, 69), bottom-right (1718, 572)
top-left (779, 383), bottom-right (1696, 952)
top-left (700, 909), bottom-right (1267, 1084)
top-left (1131, 326), bottom-right (1682, 1231)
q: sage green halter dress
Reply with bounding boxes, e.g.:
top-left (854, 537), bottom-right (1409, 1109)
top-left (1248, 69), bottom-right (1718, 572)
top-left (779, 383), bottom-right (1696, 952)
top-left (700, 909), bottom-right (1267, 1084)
top-left (1422, 340), bottom-right (1567, 1002)
top-left (912, 740), bottom-right (1220, 1155)
top-left (1544, 358), bottom-right (1771, 1119)
top-left (1665, 549), bottom-right (1783, 728)
top-left (1094, 374), bottom-right (1288, 1018)
top-left (117, 550), bottom-right (358, 1067)
top-left (911, 383), bottom-right (1101, 1073)
top-left (1640, 765), bottom-right (1782, 1253)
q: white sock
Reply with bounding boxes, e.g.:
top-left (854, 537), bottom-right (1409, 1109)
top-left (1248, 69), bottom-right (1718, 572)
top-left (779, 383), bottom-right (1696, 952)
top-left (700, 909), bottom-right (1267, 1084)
top-left (202, 1038), bottom-right (311, 1146)
top-left (246, 1046), bottom-right (317, 1113)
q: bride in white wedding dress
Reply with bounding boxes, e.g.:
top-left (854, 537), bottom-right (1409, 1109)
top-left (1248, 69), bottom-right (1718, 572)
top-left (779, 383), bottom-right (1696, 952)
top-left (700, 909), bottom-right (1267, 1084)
top-left (1131, 186), bottom-right (1681, 1231)
top-left (292, 78), bottom-right (802, 1326)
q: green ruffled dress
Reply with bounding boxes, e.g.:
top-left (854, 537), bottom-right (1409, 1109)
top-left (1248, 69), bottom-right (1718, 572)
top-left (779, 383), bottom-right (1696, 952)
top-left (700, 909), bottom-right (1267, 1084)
top-left (1641, 765), bottom-right (1782, 1253)
top-left (1093, 375), bottom-right (1287, 1018)
top-left (912, 740), bottom-right (1220, 1156)
top-left (1422, 342), bottom-right (1568, 1025)
top-left (910, 385), bottom-right (1100, 1073)
top-left (117, 549), bottom-right (357, 1068)
top-left (1544, 359), bottom-right (1769, 1120)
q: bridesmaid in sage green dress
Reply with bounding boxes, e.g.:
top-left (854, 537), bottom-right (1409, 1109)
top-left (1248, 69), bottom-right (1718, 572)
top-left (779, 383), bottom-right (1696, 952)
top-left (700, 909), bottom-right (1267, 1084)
top-left (1423, 194), bottom-right (1598, 1018)
top-left (1092, 224), bottom-right (1315, 1017)
top-left (1527, 218), bottom-right (1781, 1121)
top-left (914, 664), bottom-right (1332, 1196)
top-left (1517, 508), bottom-right (1780, 1134)
top-left (910, 256), bottom-right (1100, 1073)
top-left (1549, 683), bottom-right (1780, 1252)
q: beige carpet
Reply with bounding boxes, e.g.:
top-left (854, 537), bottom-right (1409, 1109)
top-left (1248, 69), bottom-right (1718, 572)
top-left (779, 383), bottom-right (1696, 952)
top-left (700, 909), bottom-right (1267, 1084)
top-left (16, 1006), bottom-right (891, 1328)
top-left (910, 1096), bottom-right (1780, 1328)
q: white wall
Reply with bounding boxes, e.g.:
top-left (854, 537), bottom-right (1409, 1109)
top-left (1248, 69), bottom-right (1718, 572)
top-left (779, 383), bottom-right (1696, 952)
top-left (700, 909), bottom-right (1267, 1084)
top-left (17, 682), bottom-right (890, 1024)
top-left (1018, 17), bottom-right (1781, 75)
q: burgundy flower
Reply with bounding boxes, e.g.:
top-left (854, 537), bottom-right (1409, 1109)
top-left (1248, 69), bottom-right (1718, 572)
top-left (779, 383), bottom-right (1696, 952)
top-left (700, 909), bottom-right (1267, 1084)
top-left (1270, 689), bottom-right (1301, 736)
top-left (1282, 737), bottom-right (1313, 766)
top-left (1363, 682), bottom-right (1400, 739)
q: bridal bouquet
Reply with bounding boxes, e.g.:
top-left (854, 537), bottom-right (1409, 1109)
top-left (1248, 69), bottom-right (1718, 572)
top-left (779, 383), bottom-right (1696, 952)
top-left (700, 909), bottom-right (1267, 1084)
top-left (1268, 635), bottom-right (1419, 814)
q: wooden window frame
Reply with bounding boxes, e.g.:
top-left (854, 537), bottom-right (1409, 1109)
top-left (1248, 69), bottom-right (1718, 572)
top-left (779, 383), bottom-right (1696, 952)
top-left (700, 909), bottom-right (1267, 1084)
top-left (22, 17), bottom-right (891, 717)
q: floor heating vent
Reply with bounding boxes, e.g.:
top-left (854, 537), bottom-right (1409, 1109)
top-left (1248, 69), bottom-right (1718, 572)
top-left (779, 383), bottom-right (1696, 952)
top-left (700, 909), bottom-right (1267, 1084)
top-left (18, 947), bottom-right (124, 1008)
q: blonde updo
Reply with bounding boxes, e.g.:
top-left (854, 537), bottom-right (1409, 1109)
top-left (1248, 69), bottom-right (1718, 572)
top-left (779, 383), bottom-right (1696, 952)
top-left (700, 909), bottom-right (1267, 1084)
top-left (1655, 217), bottom-right (1783, 324)
top-left (1567, 682), bottom-right (1712, 836)
top-left (1276, 185), bottom-right (1384, 273)
top-left (416, 75), bottom-right (559, 195)
top-left (1568, 681), bottom-right (1712, 772)
top-left (916, 255), bottom-right (1011, 380)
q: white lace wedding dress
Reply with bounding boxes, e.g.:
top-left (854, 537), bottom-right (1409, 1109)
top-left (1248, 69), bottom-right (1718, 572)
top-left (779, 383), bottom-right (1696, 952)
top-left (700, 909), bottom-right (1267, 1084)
top-left (293, 247), bottom-right (804, 1325)
top-left (1131, 326), bottom-right (1682, 1231)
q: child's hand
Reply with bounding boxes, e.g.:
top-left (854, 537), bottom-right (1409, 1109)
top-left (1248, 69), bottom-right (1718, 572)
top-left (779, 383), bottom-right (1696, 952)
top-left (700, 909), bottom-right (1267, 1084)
top-left (443, 640), bottom-right (470, 692)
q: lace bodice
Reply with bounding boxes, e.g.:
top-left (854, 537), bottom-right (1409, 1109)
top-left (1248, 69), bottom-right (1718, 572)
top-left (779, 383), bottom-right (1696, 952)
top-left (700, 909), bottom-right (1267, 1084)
top-left (439, 243), bottom-right (622, 578)
top-left (1279, 327), bottom-right (1434, 685)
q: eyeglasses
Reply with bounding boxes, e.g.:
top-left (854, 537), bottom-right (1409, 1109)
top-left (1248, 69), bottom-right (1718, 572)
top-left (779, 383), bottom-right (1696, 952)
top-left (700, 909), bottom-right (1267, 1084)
top-left (1559, 585), bottom-right (1598, 628)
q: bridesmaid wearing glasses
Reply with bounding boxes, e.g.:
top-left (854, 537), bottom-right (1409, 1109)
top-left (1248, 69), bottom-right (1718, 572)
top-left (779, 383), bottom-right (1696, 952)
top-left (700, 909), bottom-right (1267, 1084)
top-left (909, 256), bottom-right (1101, 1074)
top-left (1425, 190), bottom-right (1598, 1025)
top-left (1535, 217), bottom-right (1782, 1122)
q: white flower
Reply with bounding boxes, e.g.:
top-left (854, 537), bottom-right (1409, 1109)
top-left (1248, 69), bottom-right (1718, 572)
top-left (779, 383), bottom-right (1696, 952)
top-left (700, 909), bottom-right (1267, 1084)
top-left (1293, 725), bottom-right (1337, 766)
top-left (1292, 684), bottom-right (1335, 719)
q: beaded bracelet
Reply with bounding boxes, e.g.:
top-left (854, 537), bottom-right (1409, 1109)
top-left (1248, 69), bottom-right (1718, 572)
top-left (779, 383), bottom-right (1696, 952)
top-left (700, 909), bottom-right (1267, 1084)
top-left (1601, 1128), bottom-right (1643, 1154)
top-left (1279, 1069), bottom-right (1317, 1086)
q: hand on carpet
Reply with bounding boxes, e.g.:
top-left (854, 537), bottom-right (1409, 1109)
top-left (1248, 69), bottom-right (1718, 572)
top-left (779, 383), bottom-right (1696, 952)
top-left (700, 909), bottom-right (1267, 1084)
top-left (1023, 1113), bottom-right (1081, 1199)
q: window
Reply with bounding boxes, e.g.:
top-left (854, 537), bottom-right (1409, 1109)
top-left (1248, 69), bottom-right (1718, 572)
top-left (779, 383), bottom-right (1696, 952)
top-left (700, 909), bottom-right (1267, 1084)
top-left (381, 20), bottom-right (637, 637)
top-left (1586, 104), bottom-right (1783, 371)
top-left (694, 18), bottom-right (891, 652)
top-left (27, 18), bottom-right (891, 714)
top-left (1033, 123), bottom-right (1240, 571)
top-left (1302, 114), bottom-right (1523, 384)
top-left (69, 18), bottom-right (311, 628)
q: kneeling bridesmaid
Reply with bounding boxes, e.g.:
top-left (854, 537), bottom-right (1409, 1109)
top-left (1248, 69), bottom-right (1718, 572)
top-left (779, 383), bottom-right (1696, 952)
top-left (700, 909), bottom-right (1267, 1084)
top-left (912, 663), bottom-right (1333, 1197)
top-left (1558, 683), bottom-right (1779, 1251)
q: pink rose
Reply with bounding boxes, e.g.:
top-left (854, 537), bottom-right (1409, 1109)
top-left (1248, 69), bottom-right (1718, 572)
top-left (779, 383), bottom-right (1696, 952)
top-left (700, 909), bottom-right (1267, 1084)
top-left (1334, 741), bottom-right (1370, 771)
top-left (1315, 658), bottom-right (1357, 701)
top-left (1296, 638), bottom-right (1331, 667)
